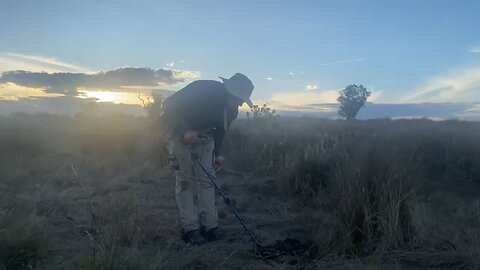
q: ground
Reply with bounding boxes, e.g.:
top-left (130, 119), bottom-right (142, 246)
top-left (1, 115), bottom-right (480, 269)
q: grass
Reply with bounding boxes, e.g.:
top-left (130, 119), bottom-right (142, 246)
top-left (226, 117), bottom-right (480, 268)
top-left (0, 113), bottom-right (480, 269)
top-left (0, 210), bottom-right (48, 269)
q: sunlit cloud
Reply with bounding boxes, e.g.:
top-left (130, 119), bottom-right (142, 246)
top-left (0, 96), bottom-right (146, 116)
top-left (368, 90), bottom-right (383, 102)
top-left (0, 82), bottom-right (63, 100)
top-left (2, 52), bottom-right (90, 72)
top-left (265, 98), bottom-right (337, 113)
top-left (77, 87), bottom-right (174, 105)
top-left (0, 67), bottom-right (201, 96)
top-left (170, 69), bottom-right (201, 80)
top-left (0, 55), bottom-right (65, 73)
top-left (466, 103), bottom-right (480, 113)
top-left (402, 67), bottom-right (480, 103)
top-left (78, 90), bottom-right (145, 105)
top-left (269, 89), bottom-right (339, 109)
top-left (0, 51), bottom-right (198, 107)
top-left (305, 84), bottom-right (318, 91)
top-left (319, 58), bottom-right (365, 66)
top-left (459, 103), bottom-right (480, 119)
top-left (267, 77), bottom-right (273, 81)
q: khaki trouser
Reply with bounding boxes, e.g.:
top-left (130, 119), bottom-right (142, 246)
top-left (168, 135), bottom-right (218, 232)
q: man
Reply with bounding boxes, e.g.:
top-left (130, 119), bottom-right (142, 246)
top-left (162, 73), bottom-right (254, 245)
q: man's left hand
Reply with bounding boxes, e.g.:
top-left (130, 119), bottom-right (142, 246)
top-left (214, 155), bottom-right (225, 172)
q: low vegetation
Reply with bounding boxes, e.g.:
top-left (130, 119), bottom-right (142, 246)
top-left (1, 113), bottom-right (479, 269)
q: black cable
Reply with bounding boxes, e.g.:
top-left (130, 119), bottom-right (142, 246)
top-left (184, 143), bottom-right (284, 259)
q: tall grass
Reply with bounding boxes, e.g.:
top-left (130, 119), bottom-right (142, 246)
top-left (76, 194), bottom-right (146, 270)
top-left (1, 114), bottom-right (480, 268)
top-left (226, 117), bottom-right (480, 267)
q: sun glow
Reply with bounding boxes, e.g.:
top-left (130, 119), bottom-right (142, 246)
top-left (78, 90), bottom-right (143, 105)
top-left (0, 83), bottom-right (64, 100)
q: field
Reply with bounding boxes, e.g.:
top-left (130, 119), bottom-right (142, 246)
top-left (1, 113), bottom-right (480, 270)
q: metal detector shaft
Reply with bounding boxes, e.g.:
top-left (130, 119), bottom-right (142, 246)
top-left (185, 145), bottom-right (261, 247)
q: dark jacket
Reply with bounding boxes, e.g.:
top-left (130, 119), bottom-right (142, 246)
top-left (163, 80), bottom-right (239, 156)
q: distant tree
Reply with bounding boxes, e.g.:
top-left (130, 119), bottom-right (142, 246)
top-left (138, 93), bottom-right (164, 119)
top-left (337, 84), bottom-right (370, 120)
top-left (247, 103), bottom-right (277, 119)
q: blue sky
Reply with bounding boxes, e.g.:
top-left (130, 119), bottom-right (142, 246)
top-left (1, 0), bottom-right (480, 116)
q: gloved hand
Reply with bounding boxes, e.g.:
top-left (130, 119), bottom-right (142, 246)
top-left (214, 155), bottom-right (225, 172)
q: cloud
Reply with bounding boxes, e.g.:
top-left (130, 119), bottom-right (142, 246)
top-left (319, 58), bottom-right (365, 66)
top-left (0, 56), bottom-right (64, 73)
top-left (402, 68), bottom-right (480, 103)
top-left (259, 101), bottom-right (480, 121)
top-left (0, 96), bottom-right (146, 116)
top-left (269, 89), bottom-right (339, 108)
top-left (458, 103), bottom-right (480, 121)
top-left (0, 52), bottom-right (90, 73)
top-left (357, 102), bottom-right (479, 120)
top-left (367, 89), bottom-right (383, 102)
top-left (0, 67), bottom-right (201, 96)
top-left (267, 77), bottom-right (273, 81)
top-left (166, 62), bottom-right (175, 67)
top-left (3, 52), bottom-right (89, 72)
top-left (469, 46), bottom-right (480, 53)
top-left (169, 69), bottom-right (201, 81)
top-left (0, 82), bottom-right (63, 100)
top-left (305, 84), bottom-right (318, 91)
top-left (77, 89), bottom-right (174, 105)
top-left (287, 70), bottom-right (307, 76)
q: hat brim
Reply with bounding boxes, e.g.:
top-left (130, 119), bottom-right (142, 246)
top-left (229, 92), bottom-right (254, 108)
top-left (242, 97), bottom-right (254, 108)
top-left (220, 77), bottom-right (254, 108)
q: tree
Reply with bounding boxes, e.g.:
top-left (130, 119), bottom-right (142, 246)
top-left (337, 84), bottom-right (370, 120)
top-left (246, 103), bottom-right (277, 119)
top-left (138, 93), bottom-right (164, 119)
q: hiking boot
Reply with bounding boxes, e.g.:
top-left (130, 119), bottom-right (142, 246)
top-left (204, 227), bottom-right (222, 242)
top-left (182, 229), bottom-right (207, 245)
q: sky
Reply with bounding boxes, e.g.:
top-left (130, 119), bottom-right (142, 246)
top-left (1, 0), bottom-right (480, 118)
